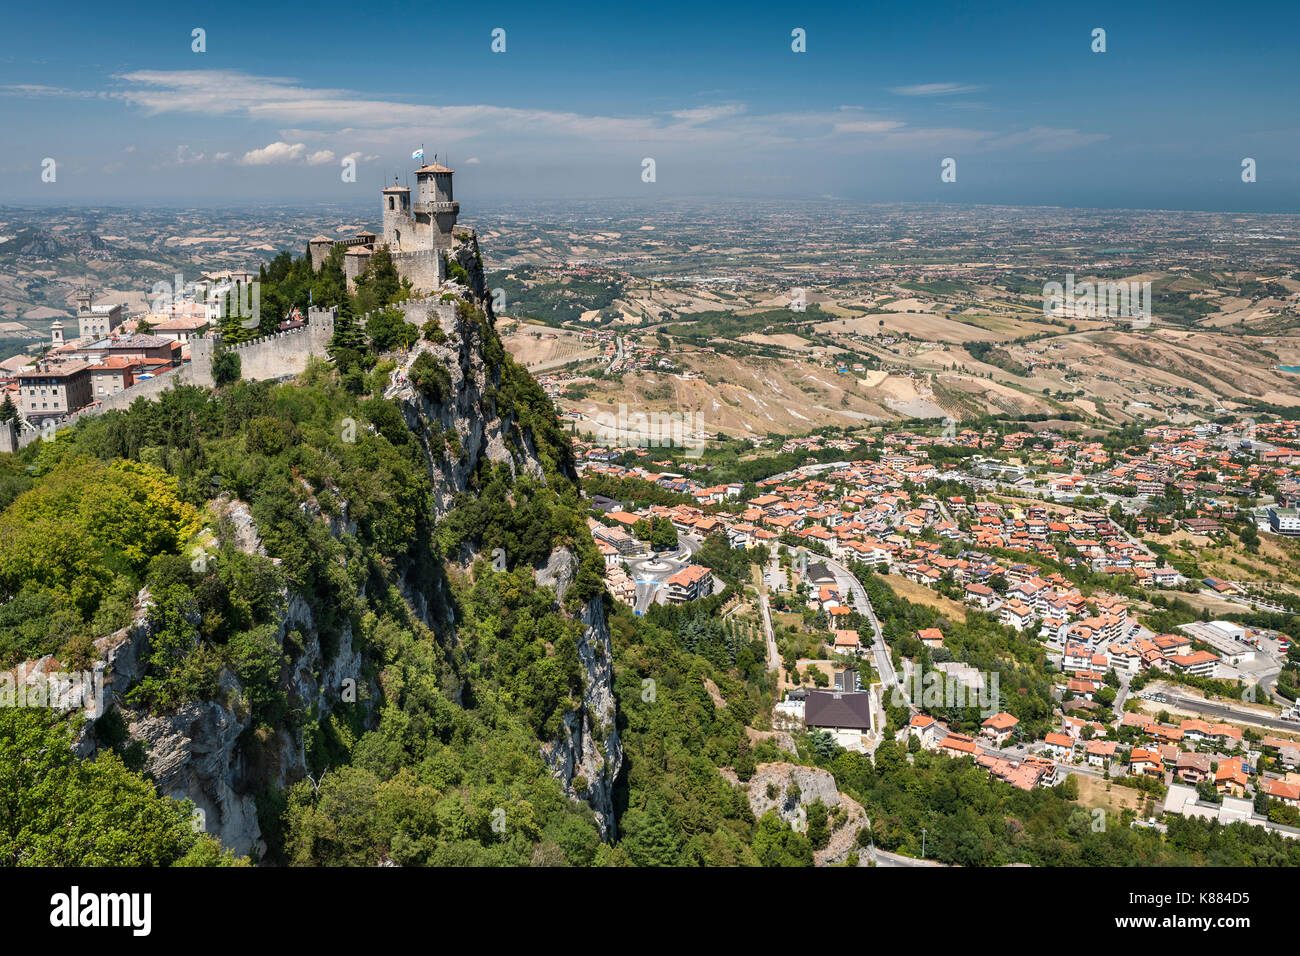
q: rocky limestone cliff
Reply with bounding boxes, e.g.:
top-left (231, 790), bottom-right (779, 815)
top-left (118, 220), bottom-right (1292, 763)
top-left (387, 311), bottom-right (540, 513)
top-left (385, 239), bottom-right (625, 837)
top-left (71, 498), bottom-right (371, 859)
top-left (535, 548), bottom-right (623, 840)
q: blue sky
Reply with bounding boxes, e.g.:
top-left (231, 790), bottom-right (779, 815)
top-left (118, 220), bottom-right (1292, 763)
top-left (2, 0), bottom-right (1298, 211)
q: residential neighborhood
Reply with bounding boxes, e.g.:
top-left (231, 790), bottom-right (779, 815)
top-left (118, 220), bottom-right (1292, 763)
top-left (575, 416), bottom-right (1300, 839)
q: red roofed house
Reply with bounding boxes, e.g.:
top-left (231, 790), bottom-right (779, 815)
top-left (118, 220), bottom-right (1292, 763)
top-left (1261, 778), bottom-right (1300, 807)
top-left (980, 712), bottom-right (1019, 746)
top-left (908, 713), bottom-right (945, 749)
top-left (964, 582), bottom-right (997, 609)
top-left (1085, 739), bottom-right (1117, 768)
top-left (832, 629), bottom-right (862, 656)
top-left (1128, 748), bottom-right (1162, 777)
top-left (1044, 733), bottom-right (1077, 760)
top-left (1215, 758), bottom-right (1249, 797)
top-left (939, 733), bottom-right (979, 758)
top-left (916, 627), bottom-right (945, 649)
top-left (666, 564), bottom-right (713, 604)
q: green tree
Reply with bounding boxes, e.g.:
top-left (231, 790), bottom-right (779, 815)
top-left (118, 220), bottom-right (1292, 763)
top-left (366, 308), bottom-right (419, 354)
top-left (806, 799), bottom-right (830, 850)
top-left (0, 708), bottom-right (245, 866)
top-left (620, 797), bottom-right (683, 866)
top-left (650, 517), bottom-right (678, 551)
top-left (751, 811), bottom-right (813, 866)
top-left (211, 349), bottom-right (241, 387)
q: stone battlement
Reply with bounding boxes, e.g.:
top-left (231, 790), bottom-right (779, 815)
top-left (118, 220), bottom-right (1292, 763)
top-left (188, 307), bottom-right (334, 387)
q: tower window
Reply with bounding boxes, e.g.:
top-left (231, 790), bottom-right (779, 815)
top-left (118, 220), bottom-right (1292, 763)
top-left (388, 197), bottom-right (395, 210)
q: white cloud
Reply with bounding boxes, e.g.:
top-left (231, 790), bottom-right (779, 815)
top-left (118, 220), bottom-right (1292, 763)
top-left (464, 157), bottom-right (481, 164)
top-left (889, 83), bottom-right (983, 97)
top-left (668, 104), bottom-right (746, 125)
top-left (983, 126), bottom-right (1108, 152)
top-left (238, 141), bottom-right (307, 165)
top-left (0, 83), bottom-right (105, 99)
top-left (11, 70), bottom-right (1103, 173)
top-left (832, 120), bottom-right (906, 135)
top-left (174, 145), bottom-right (205, 164)
top-left (238, 142), bottom-right (340, 165)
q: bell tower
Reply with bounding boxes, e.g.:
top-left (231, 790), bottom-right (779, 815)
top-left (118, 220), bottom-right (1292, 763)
top-left (381, 177), bottom-right (412, 251)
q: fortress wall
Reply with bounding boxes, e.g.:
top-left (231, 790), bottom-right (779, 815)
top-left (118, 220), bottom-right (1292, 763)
top-left (383, 296), bottom-right (454, 330)
top-left (99, 365), bottom-right (194, 411)
top-left (225, 310), bottom-right (335, 381)
top-left (391, 249), bottom-right (443, 294)
top-left (6, 311), bottom-right (339, 451)
top-left (343, 253), bottom-right (370, 291)
top-left (0, 419), bottom-right (21, 454)
top-left (308, 242), bottom-right (331, 272)
top-left (190, 333), bottom-right (216, 388)
top-left (386, 210), bottom-right (434, 252)
top-left (7, 364), bottom-right (195, 451)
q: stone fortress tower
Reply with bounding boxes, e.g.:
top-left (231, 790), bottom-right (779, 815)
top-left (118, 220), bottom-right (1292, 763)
top-left (308, 158), bottom-right (460, 294)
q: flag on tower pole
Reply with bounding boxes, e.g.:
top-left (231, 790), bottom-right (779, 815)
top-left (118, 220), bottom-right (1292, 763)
top-left (412, 147), bottom-right (424, 164)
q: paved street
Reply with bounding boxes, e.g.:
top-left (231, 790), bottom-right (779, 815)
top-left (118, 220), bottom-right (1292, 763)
top-left (772, 542), bottom-right (907, 709)
top-left (759, 591), bottom-right (779, 671)
top-left (869, 846), bottom-right (947, 867)
top-left (820, 552), bottom-right (904, 706)
top-left (1152, 689), bottom-right (1300, 733)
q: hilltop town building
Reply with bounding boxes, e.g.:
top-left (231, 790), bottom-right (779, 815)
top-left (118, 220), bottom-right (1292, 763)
top-left (19, 363), bottom-right (93, 421)
top-left (1268, 506), bottom-right (1300, 536)
top-left (309, 161), bottom-right (461, 293)
top-left (75, 289), bottom-right (123, 341)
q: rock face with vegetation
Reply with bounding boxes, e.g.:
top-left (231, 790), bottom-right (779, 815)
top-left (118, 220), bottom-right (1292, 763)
top-left (539, 582), bottom-right (622, 839)
top-left (0, 234), bottom-right (627, 864)
top-left (743, 762), bottom-right (867, 866)
top-left (68, 495), bottom-right (378, 857)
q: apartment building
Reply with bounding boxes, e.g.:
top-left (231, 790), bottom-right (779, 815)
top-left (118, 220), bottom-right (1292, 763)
top-left (666, 564), bottom-right (713, 604)
top-left (18, 363), bottom-right (93, 421)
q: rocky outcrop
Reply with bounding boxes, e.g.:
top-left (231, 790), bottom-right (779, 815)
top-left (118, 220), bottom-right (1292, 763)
top-left (70, 497), bottom-right (374, 860)
top-left (534, 548), bottom-right (578, 606)
top-left (540, 593), bottom-right (623, 840)
top-left (389, 298), bottom-right (541, 516)
top-left (392, 270), bottom-right (625, 839)
top-left (532, 547), bottom-right (624, 840)
top-left (112, 594), bottom-right (369, 860)
top-left (127, 672), bottom-right (262, 854)
top-left (210, 496), bottom-right (265, 555)
top-left (744, 762), bottom-right (869, 866)
top-left (744, 725), bottom-right (798, 756)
